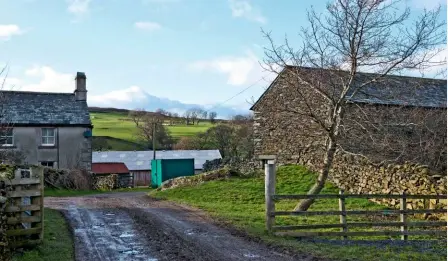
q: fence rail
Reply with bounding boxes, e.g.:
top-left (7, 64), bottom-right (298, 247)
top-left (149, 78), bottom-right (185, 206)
top-left (4, 166), bottom-right (44, 247)
top-left (264, 163), bottom-right (447, 240)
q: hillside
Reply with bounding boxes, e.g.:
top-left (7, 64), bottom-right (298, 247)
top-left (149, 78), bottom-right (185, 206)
top-left (90, 111), bottom-right (213, 151)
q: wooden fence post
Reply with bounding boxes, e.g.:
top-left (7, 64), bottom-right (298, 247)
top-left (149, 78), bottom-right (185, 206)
top-left (265, 163), bottom-right (276, 233)
top-left (338, 190), bottom-right (348, 240)
top-left (400, 192), bottom-right (408, 240)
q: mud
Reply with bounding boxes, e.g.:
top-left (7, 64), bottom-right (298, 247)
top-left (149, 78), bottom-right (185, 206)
top-left (45, 192), bottom-right (318, 261)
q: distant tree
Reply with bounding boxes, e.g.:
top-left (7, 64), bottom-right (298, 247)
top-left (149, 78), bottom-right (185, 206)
top-left (231, 114), bottom-right (253, 125)
top-left (208, 111), bottom-right (217, 124)
top-left (199, 110), bottom-right (208, 125)
top-left (184, 110), bottom-right (192, 125)
top-left (129, 108), bottom-right (173, 149)
top-left (185, 108), bottom-right (202, 125)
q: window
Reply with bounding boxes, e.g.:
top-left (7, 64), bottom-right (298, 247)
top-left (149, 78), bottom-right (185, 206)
top-left (0, 128), bottom-right (13, 146)
top-left (41, 128), bottom-right (55, 146)
top-left (40, 161), bottom-right (54, 168)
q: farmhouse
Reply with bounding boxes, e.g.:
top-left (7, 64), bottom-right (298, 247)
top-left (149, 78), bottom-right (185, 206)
top-left (92, 150), bottom-right (222, 186)
top-left (0, 72), bottom-right (92, 170)
top-left (251, 66), bottom-right (446, 203)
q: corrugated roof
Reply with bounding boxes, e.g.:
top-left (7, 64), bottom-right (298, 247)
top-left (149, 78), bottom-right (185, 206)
top-left (92, 150), bottom-right (222, 171)
top-left (0, 91), bottom-right (91, 125)
top-left (92, 162), bottom-right (129, 174)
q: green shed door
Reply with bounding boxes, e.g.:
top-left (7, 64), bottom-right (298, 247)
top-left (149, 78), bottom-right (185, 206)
top-left (151, 160), bottom-right (159, 188)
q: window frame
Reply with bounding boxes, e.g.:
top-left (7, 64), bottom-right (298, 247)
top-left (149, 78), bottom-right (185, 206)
top-left (41, 128), bottom-right (56, 146)
top-left (0, 128), bottom-right (14, 147)
top-left (40, 161), bottom-right (54, 168)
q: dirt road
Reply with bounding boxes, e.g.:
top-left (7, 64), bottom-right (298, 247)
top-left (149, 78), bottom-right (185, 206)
top-left (45, 192), bottom-right (315, 261)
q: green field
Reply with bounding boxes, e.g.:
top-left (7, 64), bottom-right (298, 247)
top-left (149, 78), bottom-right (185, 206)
top-left (151, 165), bottom-right (446, 261)
top-left (90, 112), bottom-right (213, 150)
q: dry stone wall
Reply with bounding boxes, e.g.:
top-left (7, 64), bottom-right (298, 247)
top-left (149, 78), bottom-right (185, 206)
top-left (329, 154), bottom-right (446, 215)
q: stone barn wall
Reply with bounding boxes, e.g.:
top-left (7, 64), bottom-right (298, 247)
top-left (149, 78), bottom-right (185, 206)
top-left (251, 69), bottom-right (447, 213)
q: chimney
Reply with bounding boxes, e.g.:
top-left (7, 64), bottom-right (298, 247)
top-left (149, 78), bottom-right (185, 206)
top-left (75, 72), bottom-right (87, 101)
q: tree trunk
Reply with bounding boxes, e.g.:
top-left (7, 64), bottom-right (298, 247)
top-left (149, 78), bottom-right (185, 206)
top-left (293, 138), bottom-right (337, 211)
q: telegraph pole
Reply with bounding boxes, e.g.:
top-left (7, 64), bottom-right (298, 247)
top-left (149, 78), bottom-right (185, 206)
top-left (152, 122), bottom-right (156, 160)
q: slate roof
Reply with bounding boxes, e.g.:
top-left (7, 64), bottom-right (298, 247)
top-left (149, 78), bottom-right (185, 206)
top-left (0, 91), bottom-right (91, 126)
top-left (251, 66), bottom-right (447, 110)
top-left (92, 150), bottom-right (222, 171)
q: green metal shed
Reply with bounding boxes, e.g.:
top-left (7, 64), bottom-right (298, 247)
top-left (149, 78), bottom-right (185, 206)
top-left (151, 158), bottom-right (195, 188)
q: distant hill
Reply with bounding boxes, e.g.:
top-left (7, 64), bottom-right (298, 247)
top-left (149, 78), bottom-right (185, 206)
top-left (88, 86), bottom-right (249, 119)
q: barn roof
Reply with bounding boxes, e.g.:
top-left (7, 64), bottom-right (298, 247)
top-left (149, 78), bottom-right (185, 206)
top-left (92, 162), bottom-right (129, 174)
top-left (92, 150), bottom-right (222, 171)
top-left (0, 91), bottom-right (91, 126)
top-left (250, 66), bottom-right (447, 110)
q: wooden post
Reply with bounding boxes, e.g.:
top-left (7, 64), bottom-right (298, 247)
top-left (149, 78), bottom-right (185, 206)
top-left (338, 190), bottom-right (348, 240)
top-left (400, 192), bottom-right (408, 240)
top-left (265, 163), bottom-right (275, 232)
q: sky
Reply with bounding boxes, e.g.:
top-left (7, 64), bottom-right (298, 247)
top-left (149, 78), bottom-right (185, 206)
top-left (0, 0), bottom-right (446, 115)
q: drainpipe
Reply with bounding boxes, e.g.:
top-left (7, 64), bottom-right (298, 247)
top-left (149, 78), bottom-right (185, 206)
top-left (57, 127), bottom-right (60, 168)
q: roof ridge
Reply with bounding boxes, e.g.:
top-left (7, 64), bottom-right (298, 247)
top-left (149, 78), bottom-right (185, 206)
top-left (285, 65), bottom-right (447, 82)
top-left (0, 90), bottom-right (74, 95)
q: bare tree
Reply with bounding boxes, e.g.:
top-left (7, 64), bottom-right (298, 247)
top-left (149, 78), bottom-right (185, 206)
top-left (262, 0), bottom-right (446, 211)
top-left (200, 110), bottom-right (208, 125)
top-left (0, 65), bottom-right (25, 165)
top-left (184, 110), bottom-right (192, 125)
top-left (129, 108), bottom-right (173, 149)
top-left (187, 108), bottom-right (202, 125)
top-left (208, 111), bottom-right (217, 124)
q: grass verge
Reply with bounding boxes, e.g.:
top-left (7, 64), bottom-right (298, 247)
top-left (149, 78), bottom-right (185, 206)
top-left (150, 165), bottom-right (446, 261)
top-left (13, 209), bottom-right (74, 261)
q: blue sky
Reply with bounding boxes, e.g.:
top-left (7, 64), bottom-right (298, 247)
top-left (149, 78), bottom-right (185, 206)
top-left (0, 0), bottom-right (446, 114)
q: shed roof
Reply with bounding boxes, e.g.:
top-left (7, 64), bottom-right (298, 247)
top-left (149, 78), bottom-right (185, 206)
top-left (92, 150), bottom-right (222, 171)
top-left (251, 66), bottom-right (447, 110)
top-left (0, 91), bottom-right (91, 126)
top-left (92, 162), bottom-right (129, 174)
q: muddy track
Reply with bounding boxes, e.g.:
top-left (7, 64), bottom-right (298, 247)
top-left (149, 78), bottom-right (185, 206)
top-left (45, 192), bottom-right (318, 261)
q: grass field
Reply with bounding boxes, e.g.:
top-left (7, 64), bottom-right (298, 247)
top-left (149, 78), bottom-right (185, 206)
top-left (151, 165), bottom-right (446, 261)
top-left (13, 209), bottom-right (74, 261)
top-left (91, 112), bottom-right (213, 141)
top-left (90, 112), bottom-right (213, 150)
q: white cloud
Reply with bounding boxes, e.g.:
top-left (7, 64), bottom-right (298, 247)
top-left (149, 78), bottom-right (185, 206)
top-left (89, 86), bottom-right (148, 106)
top-left (142, 0), bottom-right (180, 3)
top-left (411, 0), bottom-right (446, 9)
top-left (188, 51), bottom-right (273, 86)
top-left (0, 24), bottom-right (24, 40)
top-left (18, 66), bottom-right (75, 93)
top-left (134, 21), bottom-right (162, 31)
top-left (67, 0), bottom-right (91, 14)
top-left (229, 0), bottom-right (266, 24)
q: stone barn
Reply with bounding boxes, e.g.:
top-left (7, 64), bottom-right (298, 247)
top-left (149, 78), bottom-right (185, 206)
top-left (250, 66), bottom-right (446, 207)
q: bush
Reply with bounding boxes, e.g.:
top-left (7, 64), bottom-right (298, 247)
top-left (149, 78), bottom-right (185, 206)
top-left (44, 168), bottom-right (93, 190)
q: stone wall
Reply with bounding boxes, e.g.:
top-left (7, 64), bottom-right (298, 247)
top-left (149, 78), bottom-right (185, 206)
top-left (329, 154), bottom-right (446, 214)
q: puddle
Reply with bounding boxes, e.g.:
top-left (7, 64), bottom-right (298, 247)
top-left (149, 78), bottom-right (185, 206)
top-left (185, 229), bottom-right (195, 236)
top-left (243, 253), bottom-right (260, 258)
top-left (105, 213), bottom-right (115, 216)
top-left (122, 250), bottom-right (140, 255)
top-left (119, 233), bottom-right (135, 238)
